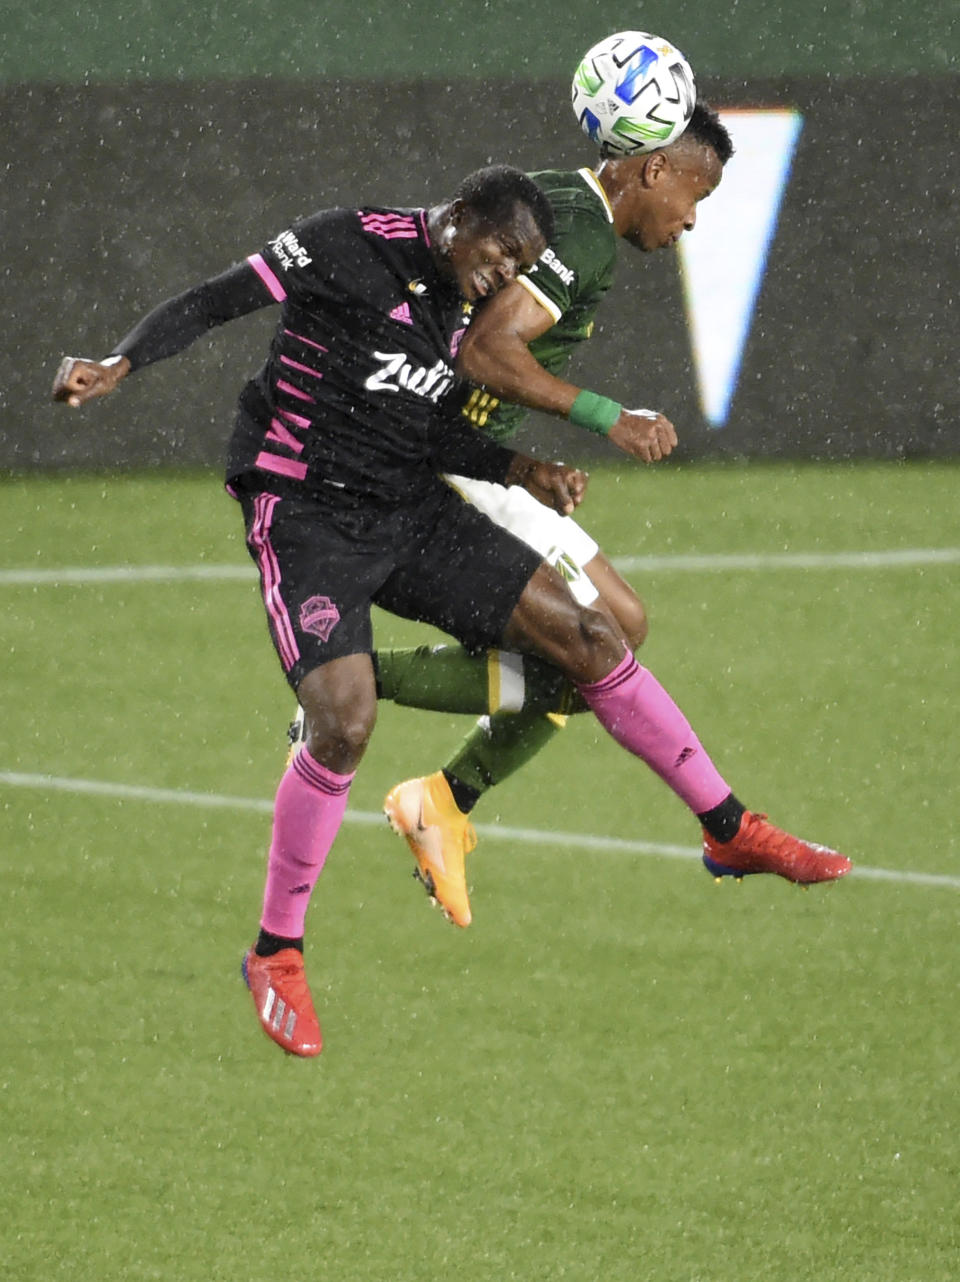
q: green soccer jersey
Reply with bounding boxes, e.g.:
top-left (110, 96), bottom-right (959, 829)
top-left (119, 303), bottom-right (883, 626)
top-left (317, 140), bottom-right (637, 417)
top-left (460, 167), bottom-right (618, 443)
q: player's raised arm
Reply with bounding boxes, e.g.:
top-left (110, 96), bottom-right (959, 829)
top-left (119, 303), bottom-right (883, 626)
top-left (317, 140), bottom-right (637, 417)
top-left (458, 280), bottom-right (581, 418)
top-left (456, 278), bottom-right (676, 464)
top-left (51, 261), bottom-right (275, 408)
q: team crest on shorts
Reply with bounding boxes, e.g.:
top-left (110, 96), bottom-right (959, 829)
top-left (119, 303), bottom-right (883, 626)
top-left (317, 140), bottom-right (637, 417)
top-left (299, 594), bottom-right (340, 642)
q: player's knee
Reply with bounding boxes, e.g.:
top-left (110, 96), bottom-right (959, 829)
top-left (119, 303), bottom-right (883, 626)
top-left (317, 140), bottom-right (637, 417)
top-left (298, 661), bottom-right (377, 771)
top-left (342, 698), bottom-right (378, 753)
top-left (568, 604), bottom-right (625, 676)
top-left (304, 702), bottom-right (376, 770)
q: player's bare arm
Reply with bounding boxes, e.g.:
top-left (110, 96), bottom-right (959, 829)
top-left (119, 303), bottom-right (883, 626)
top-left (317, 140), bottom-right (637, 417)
top-left (52, 355), bottom-right (131, 407)
top-left (457, 280), bottom-right (676, 464)
top-left (458, 281), bottom-right (578, 416)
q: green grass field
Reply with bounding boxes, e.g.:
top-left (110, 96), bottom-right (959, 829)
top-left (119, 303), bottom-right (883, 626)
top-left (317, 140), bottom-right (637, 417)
top-left (2, 462), bottom-right (959, 1281)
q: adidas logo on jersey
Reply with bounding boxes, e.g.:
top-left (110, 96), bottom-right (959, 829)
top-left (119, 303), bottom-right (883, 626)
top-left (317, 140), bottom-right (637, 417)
top-left (389, 301), bottom-right (413, 325)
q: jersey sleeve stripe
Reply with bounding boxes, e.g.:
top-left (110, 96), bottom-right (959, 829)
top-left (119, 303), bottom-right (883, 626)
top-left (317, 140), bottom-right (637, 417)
top-left (359, 211), bottom-right (419, 239)
top-left (247, 253), bottom-right (287, 301)
top-left (517, 273), bottom-right (563, 323)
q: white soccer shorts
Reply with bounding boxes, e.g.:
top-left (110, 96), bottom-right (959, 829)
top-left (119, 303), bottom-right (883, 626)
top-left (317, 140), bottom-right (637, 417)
top-left (445, 474), bottom-right (600, 606)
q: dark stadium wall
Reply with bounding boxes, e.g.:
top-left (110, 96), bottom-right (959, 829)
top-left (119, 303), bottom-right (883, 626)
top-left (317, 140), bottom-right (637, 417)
top-left (3, 3), bottom-right (957, 470)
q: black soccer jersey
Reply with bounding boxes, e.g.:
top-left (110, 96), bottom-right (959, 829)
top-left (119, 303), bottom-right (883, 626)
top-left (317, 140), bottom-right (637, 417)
top-left (228, 205), bottom-right (482, 503)
top-left (229, 205), bottom-right (481, 499)
top-left (109, 204), bottom-right (513, 506)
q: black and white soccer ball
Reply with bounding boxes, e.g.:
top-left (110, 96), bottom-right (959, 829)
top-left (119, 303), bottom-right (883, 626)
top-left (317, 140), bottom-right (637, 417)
top-left (571, 31), bottom-right (696, 155)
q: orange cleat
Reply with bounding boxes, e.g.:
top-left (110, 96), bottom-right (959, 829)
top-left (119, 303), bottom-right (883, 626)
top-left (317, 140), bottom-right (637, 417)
top-left (383, 772), bottom-right (477, 927)
top-left (703, 811), bottom-right (852, 885)
top-left (241, 947), bottom-right (322, 1057)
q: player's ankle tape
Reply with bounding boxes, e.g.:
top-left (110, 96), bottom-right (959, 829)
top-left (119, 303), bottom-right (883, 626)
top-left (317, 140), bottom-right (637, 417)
top-left (568, 390), bottom-right (622, 436)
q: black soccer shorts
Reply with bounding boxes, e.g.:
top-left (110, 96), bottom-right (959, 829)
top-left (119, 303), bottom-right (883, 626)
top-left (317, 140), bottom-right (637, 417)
top-left (236, 480), bottom-right (543, 691)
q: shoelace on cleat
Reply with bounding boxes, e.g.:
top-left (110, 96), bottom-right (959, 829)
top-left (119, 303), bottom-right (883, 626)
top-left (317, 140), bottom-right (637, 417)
top-left (741, 813), bottom-right (790, 855)
top-left (739, 813), bottom-right (839, 879)
top-left (262, 956), bottom-right (313, 1006)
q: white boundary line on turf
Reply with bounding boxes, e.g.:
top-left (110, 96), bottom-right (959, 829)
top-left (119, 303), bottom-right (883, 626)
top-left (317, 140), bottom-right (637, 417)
top-left (0, 564), bottom-right (254, 585)
top-left (2, 547), bottom-right (960, 586)
top-left (614, 547), bottom-right (960, 573)
top-left (2, 769), bottom-right (958, 891)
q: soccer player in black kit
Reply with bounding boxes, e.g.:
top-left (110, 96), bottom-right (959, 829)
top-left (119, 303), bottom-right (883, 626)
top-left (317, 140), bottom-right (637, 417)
top-left (55, 164), bottom-right (850, 1059)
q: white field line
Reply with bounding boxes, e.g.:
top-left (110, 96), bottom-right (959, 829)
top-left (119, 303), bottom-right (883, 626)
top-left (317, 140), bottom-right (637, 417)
top-left (2, 769), bottom-right (958, 891)
top-left (0, 564), bottom-right (254, 585)
top-left (614, 547), bottom-right (960, 574)
top-left (1, 547), bottom-right (960, 587)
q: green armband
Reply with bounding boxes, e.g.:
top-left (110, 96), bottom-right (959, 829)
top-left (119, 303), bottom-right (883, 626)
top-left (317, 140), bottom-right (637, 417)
top-left (568, 390), bottom-right (622, 436)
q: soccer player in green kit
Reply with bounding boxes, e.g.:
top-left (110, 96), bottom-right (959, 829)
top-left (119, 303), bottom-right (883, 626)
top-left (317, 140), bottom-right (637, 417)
top-left (377, 102), bottom-right (733, 926)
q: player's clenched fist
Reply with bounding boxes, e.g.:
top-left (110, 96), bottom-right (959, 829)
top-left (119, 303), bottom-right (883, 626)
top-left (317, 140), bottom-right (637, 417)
top-left (506, 454), bottom-right (588, 516)
top-left (608, 407), bottom-right (678, 463)
top-left (51, 355), bottom-right (131, 407)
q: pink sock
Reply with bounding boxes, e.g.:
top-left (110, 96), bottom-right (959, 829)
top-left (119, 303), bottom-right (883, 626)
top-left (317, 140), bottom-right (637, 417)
top-left (260, 747), bottom-right (354, 939)
top-left (578, 652), bottom-right (731, 815)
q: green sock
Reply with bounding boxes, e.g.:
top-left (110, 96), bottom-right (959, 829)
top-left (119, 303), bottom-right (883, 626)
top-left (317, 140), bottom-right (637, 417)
top-left (444, 707), bottom-right (565, 795)
top-left (374, 644), bottom-right (569, 716)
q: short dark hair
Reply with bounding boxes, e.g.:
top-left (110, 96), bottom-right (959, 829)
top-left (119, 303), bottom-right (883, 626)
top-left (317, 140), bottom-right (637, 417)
top-left (681, 102), bottom-right (735, 165)
top-left (452, 165), bottom-right (556, 245)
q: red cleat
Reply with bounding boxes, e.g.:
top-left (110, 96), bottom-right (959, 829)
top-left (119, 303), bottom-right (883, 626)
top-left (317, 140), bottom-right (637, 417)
top-left (702, 811), bottom-right (852, 886)
top-left (241, 947), bottom-right (322, 1057)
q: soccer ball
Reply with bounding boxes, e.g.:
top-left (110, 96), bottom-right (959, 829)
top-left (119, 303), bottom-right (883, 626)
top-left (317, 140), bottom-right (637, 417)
top-left (571, 31), bottom-right (696, 155)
